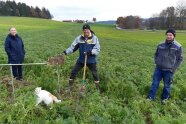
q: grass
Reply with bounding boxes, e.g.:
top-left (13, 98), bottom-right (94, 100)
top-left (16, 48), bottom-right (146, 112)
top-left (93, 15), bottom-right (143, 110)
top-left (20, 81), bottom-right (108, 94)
top-left (0, 16), bottom-right (186, 123)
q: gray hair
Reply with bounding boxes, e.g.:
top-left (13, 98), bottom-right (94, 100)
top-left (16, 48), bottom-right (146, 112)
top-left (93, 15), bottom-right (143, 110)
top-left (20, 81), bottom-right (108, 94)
top-left (9, 27), bottom-right (16, 31)
top-left (9, 27), bottom-right (17, 34)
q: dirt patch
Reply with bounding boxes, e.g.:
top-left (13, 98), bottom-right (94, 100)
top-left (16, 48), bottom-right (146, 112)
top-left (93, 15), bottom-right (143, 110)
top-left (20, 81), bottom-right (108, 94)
top-left (57, 86), bottom-right (82, 100)
top-left (47, 54), bottom-right (65, 65)
top-left (1, 76), bottom-right (32, 102)
top-left (2, 76), bottom-right (30, 86)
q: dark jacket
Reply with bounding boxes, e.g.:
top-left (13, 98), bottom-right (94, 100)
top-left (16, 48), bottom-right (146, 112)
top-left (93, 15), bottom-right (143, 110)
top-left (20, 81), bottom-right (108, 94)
top-left (65, 33), bottom-right (100, 64)
top-left (155, 40), bottom-right (183, 72)
top-left (5, 34), bottom-right (25, 64)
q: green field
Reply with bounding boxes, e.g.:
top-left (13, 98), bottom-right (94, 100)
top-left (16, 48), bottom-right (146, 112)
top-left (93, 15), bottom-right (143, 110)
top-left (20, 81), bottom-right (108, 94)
top-left (0, 16), bottom-right (186, 124)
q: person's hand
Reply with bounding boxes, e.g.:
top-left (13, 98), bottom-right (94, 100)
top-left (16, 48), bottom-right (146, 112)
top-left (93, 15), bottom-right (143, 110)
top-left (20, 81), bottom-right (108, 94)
top-left (172, 68), bottom-right (176, 73)
top-left (84, 51), bottom-right (92, 55)
top-left (63, 50), bottom-right (67, 55)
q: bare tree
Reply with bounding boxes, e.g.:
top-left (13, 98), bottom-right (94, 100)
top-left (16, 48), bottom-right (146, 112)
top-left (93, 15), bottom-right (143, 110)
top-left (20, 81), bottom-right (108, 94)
top-left (30, 6), bottom-right (35, 17)
top-left (176, 0), bottom-right (186, 29)
top-left (148, 17), bottom-right (159, 29)
top-left (159, 9), bottom-right (167, 29)
top-left (166, 6), bottom-right (176, 28)
top-left (116, 16), bottom-right (141, 29)
top-left (93, 17), bottom-right (96, 23)
top-left (124, 16), bottom-right (135, 29)
top-left (116, 16), bottom-right (125, 28)
top-left (134, 16), bottom-right (142, 28)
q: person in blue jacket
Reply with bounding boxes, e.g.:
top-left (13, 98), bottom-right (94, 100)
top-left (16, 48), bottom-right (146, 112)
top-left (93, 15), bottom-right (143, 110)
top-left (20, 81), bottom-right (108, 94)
top-left (147, 28), bottom-right (183, 104)
top-left (64, 24), bottom-right (100, 90)
top-left (5, 27), bottom-right (25, 81)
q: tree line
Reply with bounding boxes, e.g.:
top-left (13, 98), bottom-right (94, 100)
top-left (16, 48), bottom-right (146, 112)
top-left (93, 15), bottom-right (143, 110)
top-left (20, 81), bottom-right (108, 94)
top-left (116, 0), bottom-right (186, 30)
top-left (116, 16), bottom-right (141, 29)
top-left (0, 1), bottom-right (53, 19)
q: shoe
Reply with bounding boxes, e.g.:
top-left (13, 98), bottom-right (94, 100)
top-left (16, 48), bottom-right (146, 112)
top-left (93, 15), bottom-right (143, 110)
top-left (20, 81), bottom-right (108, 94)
top-left (19, 78), bottom-right (23, 81)
top-left (68, 79), bottom-right (74, 90)
top-left (146, 97), bottom-right (153, 101)
top-left (14, 76), bottom-right (18, 79)
top-left (161, 98), bottom-right (168, 104)
top-left (94, 81), bottom-right (99, 88)
top-left (16, 77), bottom-right (23, 81)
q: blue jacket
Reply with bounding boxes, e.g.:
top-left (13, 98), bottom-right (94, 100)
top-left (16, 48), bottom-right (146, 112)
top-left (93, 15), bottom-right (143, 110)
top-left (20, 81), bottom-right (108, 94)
top-left (65, 33), bottom-right (100, 64)
top-left (5, 34), bottom-right (25, 64)
top-left (155, 40), bottom-right (183, 72)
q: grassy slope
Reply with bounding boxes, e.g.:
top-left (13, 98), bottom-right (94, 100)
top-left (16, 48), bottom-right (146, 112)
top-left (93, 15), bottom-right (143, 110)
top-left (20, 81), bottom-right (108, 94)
top-left (0, 17), bottom-right (186, 123)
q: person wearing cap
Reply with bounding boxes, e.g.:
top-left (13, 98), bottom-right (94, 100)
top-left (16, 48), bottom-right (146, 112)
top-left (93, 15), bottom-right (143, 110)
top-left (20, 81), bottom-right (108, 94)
top-left (147, 28), bottom-right (183, 104)
top-left (5, 27), bottom-right (25, 81)
top-left (63, 24), bottom-right (100, 90)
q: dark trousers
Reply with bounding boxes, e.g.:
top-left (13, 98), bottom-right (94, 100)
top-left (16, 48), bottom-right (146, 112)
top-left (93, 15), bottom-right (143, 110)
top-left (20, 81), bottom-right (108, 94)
top-left (12, 65), bottom-right (22, 79)
top-left (148, 68), bottom-right (174, 100)
top-left (70, 62), bottom-right (99, 81)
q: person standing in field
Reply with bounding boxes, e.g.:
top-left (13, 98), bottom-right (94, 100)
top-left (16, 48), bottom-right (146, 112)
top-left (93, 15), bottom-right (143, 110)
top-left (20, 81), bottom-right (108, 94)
top-left (147, 28), bottom-right (183, 104)
top-left (5, 27), bottom-right (25, 81)
top-left (63, 24), bottom-right (100, 90)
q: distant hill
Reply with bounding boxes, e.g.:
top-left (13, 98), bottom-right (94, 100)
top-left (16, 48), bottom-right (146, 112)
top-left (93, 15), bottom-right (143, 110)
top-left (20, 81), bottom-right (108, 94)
top-left (96, 20), bottom-right (116, 24)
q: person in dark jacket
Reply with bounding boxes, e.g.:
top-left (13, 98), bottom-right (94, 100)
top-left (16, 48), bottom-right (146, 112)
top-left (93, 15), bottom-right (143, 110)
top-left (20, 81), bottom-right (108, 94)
top-left (147, 28), bottom-right (183, 104)
top-left (5, 27), bottom-right (25, 80)
top-left (63, 24), bottom-right (100, 90)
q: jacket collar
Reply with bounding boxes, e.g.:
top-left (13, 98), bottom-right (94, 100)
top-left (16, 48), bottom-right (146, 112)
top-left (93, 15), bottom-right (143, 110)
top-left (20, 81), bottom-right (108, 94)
top-left (165, 39), bottom-right (174, 44)
top-left (8, 34), bottom-right (19, 38)
top-left (80, 32), bottom-right (93, 40)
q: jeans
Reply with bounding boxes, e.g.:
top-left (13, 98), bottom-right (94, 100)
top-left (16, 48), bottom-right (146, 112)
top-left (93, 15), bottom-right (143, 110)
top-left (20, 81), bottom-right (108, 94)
top-left (70, 62), bottom-right (99, 81)
top-left (12, 65), bottom-right (22, 79)
top-left (148, 68), bottom-right (174, 100)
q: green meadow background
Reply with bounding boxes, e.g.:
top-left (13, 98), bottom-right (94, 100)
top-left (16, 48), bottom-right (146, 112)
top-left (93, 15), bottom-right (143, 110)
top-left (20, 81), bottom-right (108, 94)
top-left (0, 16), bottom-right (186, 124)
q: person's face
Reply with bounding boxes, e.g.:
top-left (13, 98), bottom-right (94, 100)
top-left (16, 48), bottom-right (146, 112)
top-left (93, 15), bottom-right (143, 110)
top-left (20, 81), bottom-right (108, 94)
top-left (10, 28), bottom-right (17, 36)
top-left (166, 33), bottom-right (174, 41)
top-left (83, 29), bottom-right (91, 37)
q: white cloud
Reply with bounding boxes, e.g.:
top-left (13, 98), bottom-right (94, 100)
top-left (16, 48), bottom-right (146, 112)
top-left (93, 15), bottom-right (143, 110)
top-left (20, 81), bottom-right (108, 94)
top-left (14, 0), bottom-right (179, 21)
top-left (52, 6), bottom-right (100, 20)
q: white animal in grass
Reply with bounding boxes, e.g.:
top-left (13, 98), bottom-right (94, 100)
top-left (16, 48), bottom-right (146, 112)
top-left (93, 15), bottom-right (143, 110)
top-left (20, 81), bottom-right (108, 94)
top-left (35, 87), bottom-right (61, 106)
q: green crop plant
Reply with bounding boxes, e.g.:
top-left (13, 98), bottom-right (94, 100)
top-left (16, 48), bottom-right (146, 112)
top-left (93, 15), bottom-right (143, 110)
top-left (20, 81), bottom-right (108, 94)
top-left (0, 16), bottom-right (186, 123)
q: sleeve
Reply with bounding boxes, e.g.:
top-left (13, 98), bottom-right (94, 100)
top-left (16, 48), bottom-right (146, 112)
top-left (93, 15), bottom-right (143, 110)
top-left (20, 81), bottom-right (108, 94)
top-left (65, 37), bottom-right (79, 55)
top-left (154, 45), bottom-right (159, 64)
top-left (173, 46), bottom-right (183, 71)
top-left (91, 36), bottom-right (100, 55)
top-left (21, 38), bottom-right (25, 55)
top-left (5, 37), bottom-right (11, 56)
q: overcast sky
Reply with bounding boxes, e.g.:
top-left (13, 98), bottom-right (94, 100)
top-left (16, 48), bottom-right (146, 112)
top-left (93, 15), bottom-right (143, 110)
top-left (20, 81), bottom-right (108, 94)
top-left (13, 0), bottom-right (181, 21)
